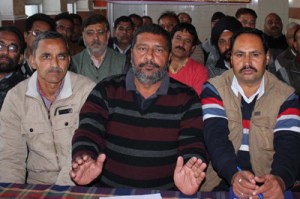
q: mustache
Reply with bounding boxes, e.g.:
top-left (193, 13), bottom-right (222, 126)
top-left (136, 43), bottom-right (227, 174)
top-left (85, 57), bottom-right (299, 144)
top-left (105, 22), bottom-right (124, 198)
top-left (239, 65), bottom-right (257, 73)
top-left (91, 40), bottom-right (101, 46)
top-left (175, 46), bottom-right (186, 52)
top-left (47, 67), bottom-right (63, 73)
top-left (138, 61), bottom-right (160, 69)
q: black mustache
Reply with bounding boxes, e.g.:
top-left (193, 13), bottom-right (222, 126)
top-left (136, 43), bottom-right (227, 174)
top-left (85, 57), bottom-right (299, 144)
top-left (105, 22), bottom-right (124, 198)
top-left (239, 65), bottom-right (257, 73)
top-left (175, 46), bottom-right (186, 52)
top-left (139, 61), bottom-right (160, 69)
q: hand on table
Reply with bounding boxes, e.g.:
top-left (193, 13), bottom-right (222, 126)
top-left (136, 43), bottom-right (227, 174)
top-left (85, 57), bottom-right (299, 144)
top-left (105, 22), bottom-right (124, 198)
top-left (70, 153), bottom-right (106, 185)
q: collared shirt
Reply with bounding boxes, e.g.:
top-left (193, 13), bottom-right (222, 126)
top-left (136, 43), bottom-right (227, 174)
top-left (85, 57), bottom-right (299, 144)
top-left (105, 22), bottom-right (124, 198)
top-left (113, 43), bottom-right (131, 55)
top-left (125, 68), bottom-right (169, 110)
top-left (0, 73), bottom-right (13, 81)
top-left (88, 49), bottom-right (107, 69)
top-left (231, 75), bottom-right (265, 104)
top-left (37, 79), bottom-right (65, 110)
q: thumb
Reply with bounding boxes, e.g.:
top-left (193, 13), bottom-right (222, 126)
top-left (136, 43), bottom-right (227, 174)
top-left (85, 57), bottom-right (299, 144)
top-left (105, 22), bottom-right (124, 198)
top-left (175, 156), bottom-right (184, 172)
top-left (96, 153), bottom-right (106, 167)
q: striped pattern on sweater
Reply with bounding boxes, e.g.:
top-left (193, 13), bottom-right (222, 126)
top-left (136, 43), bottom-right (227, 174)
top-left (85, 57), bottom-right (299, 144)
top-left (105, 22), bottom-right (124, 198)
top-left (72, 74), bottom-right (207, 190)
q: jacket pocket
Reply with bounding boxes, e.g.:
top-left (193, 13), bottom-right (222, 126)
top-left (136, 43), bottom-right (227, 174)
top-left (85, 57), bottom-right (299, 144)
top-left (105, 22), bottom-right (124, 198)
top-left (251, 116), bottom-right (276, 151)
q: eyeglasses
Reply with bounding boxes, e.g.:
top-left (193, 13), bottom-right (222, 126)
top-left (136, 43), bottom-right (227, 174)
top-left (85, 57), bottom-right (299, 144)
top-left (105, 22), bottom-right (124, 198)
top-left (0, 42), bottom-right (19, 53)
top-left (84, 29), bottom-right (107, 37)
top-left (28, 30), bottom-right (42, 37)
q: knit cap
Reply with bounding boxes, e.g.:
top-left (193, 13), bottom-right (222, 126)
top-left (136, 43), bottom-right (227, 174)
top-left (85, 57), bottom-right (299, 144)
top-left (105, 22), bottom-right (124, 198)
top-left (211, 16), bottom-right (242, 46)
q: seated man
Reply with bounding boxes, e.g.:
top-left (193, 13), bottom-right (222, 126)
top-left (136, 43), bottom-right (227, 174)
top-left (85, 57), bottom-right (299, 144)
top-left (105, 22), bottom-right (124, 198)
top-left (71, 14), bottom-right (127, 83)
top-left (206, 16), bottom-right (242, 78)
top-left (200, 28), bottom-right (300, 199)
top-left (0, 26), bottom-right (26, 110)
top-left (0, 31), bottom-right (95, 185)
top-left (70, 24), bottom-right (208, 195)
top-left (169, 23), bottom-right (208, 95)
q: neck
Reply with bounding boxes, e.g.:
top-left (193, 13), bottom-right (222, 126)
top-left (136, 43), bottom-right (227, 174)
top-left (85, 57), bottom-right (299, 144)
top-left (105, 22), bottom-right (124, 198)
top-left (38, 80), bottom-right (62, 101)
top-left (117, 43), bottom-right (130, 51)
top-left (25, 48), bottom-right (32, 59)
top-left (169, 55), bottom-right (187, 72)
top-left (240, 81), bottom-right (261, 98)
top-left (134, 78), bottom-right (162, 99)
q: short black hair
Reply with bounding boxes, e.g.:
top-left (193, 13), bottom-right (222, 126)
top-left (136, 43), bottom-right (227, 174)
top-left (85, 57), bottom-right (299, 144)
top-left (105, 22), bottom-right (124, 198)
top-left (32, 31), bottom-right (70, 56)
top-left (132, 24), bottom-right (171, 53)
top-left (82, 14), bottom-right (110, 31)
top-left (25, 13), bottom-right (56, 32)
top-left (0, 26), bottom-right (26, 54)
top-left (158, 11), bottom-right (179, 25)
top-left (235, 7), bottom-right (257, 19)
top-left (54, 12), bottom-right (74, 25)
top-left (114, 16), bottom-right (134, 29)
top-left (231, 27), bottom-right (269, 53)
top-left (170, 23), bottom-right (199, 46)
top-left (177, 12), bottom-right (192, 22)
top-left (70, 13), bottom-right (83, 25)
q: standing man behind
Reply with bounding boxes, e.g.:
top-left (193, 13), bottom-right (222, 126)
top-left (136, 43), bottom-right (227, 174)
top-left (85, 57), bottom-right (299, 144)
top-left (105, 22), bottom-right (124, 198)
top-left (21, 13), bottom-right (56, 77)
top-left (158, 11), bottom-right (179, 33)
top-left (235, 7), bottom-right (257, 28)
top-left (274, 22), bottom-right (300, 83)
top-left (264, 13), bottom-right (288, 61)
top-left (169, 23), bottom-right (208, 95)
top-left (70, 24), bottom-right (207, 195)
top-left (108, 16), bottom-right (134, 59)
top-left (200, 28), bottom-right (300, 199)
top-left (0, 31), bottom-right (95, 185)
top-left (71, 14), bottom-right (127, 83)
top-left (0, 26), bottom-right (26, 110)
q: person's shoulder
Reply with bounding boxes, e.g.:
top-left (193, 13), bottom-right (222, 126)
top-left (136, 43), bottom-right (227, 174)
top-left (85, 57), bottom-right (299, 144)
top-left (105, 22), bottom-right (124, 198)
top-left (72, 49), bottom-right (87, 60)
top-left (69, 71), bottom-right (95, 86)
top-left (169, 77), bottom-right (198, 96)
top-left (107, 47), bottom-right (126, 59)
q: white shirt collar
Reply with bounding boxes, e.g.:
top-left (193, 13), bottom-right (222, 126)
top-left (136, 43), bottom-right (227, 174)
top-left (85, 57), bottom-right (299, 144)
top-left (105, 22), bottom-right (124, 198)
top-left (231, 75), bottom-right (265, 104)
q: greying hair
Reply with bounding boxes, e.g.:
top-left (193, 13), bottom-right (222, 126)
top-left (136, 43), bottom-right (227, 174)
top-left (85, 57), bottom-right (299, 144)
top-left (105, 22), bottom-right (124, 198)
top-left (32, 31), bottom-right (70, 56)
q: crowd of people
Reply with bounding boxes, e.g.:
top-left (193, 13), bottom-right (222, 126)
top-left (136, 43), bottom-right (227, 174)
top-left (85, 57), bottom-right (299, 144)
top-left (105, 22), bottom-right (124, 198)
top-left (0, 8), bottom-right (299, 199)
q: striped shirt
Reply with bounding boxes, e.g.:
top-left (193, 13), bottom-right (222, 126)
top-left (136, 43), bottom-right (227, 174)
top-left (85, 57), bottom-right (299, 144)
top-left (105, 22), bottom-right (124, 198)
top-left (72, 70), bottom-right (207, 190)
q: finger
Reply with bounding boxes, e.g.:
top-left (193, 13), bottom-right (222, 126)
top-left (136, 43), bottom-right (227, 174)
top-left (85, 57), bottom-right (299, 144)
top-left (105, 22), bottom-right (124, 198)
top-left (185, 157), bottom-right (198, 169)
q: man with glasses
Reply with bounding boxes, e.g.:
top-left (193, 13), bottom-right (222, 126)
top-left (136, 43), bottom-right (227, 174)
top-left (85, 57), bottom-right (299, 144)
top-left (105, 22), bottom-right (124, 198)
top-left (71, 14), bottom-right (127, 83)
top-left (0, 26), bottom-right (25, 110)
top-left (21, 13), bottom-right (56, 77)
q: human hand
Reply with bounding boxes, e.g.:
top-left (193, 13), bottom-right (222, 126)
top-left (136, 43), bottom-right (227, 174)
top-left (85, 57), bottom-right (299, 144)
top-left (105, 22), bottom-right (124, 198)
top-left (232, 170), bottom-right (257, 198)
top-left (70, 153), bottom-right (106, 185)
top-left (174, 156), bottom-right (206, 195)
top-left (253, 174), bottom-right (284, 199)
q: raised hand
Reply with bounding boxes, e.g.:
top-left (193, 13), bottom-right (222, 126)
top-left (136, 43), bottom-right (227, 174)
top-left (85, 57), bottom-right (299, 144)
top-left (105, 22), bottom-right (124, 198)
top-left (70, 153), bottom-right (106, 185)
top-left (174, 156), bottom-right (206, 195)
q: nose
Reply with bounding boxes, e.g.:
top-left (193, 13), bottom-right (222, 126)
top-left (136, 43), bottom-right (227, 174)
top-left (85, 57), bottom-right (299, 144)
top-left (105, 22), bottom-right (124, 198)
top-left (243, 54), bottom-right (251, 66)
top-left (145, 48), bottom-right (154, 61)
top-left (50, 56), bottom-right (59, 67)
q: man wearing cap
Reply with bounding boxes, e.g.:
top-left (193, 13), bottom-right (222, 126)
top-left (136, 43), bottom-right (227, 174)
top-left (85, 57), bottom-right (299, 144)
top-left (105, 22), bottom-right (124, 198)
top-left (202, 12), bottom-right (225, 56)
top-left (205, 16), bottom-right (242, 78)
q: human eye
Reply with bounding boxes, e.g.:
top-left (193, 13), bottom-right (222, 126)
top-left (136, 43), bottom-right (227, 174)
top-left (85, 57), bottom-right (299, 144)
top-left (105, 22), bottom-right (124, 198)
top-left (57, 54), bottom-right (68, 60)
top-left (0, 42), bottom-right (5, 51)
top-left (234, 52), bottom-right (244, 58)
top-left (8, 44), bottom-right (18, 52)
top-left (154, 47), bottom-right (163, 54)
top-left (41, 53), bottom-right (51, 60)
top-left (251, 52), bottom-right (260, 58)
top-left (185, 39), bottom-right (192, 44)
top-left (85, 30), bottom-right (95, 36)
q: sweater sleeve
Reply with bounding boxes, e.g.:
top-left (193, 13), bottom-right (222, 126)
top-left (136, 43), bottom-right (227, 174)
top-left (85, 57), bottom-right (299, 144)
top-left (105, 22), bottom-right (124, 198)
top-left (72, 83), bottom-right (108, 160)
top-left (179, 91), bottom-right (208, 164)
top-left (200, 82), bottom-right (239, 184)
top-left (271, 93), bottom-right (300, 190)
